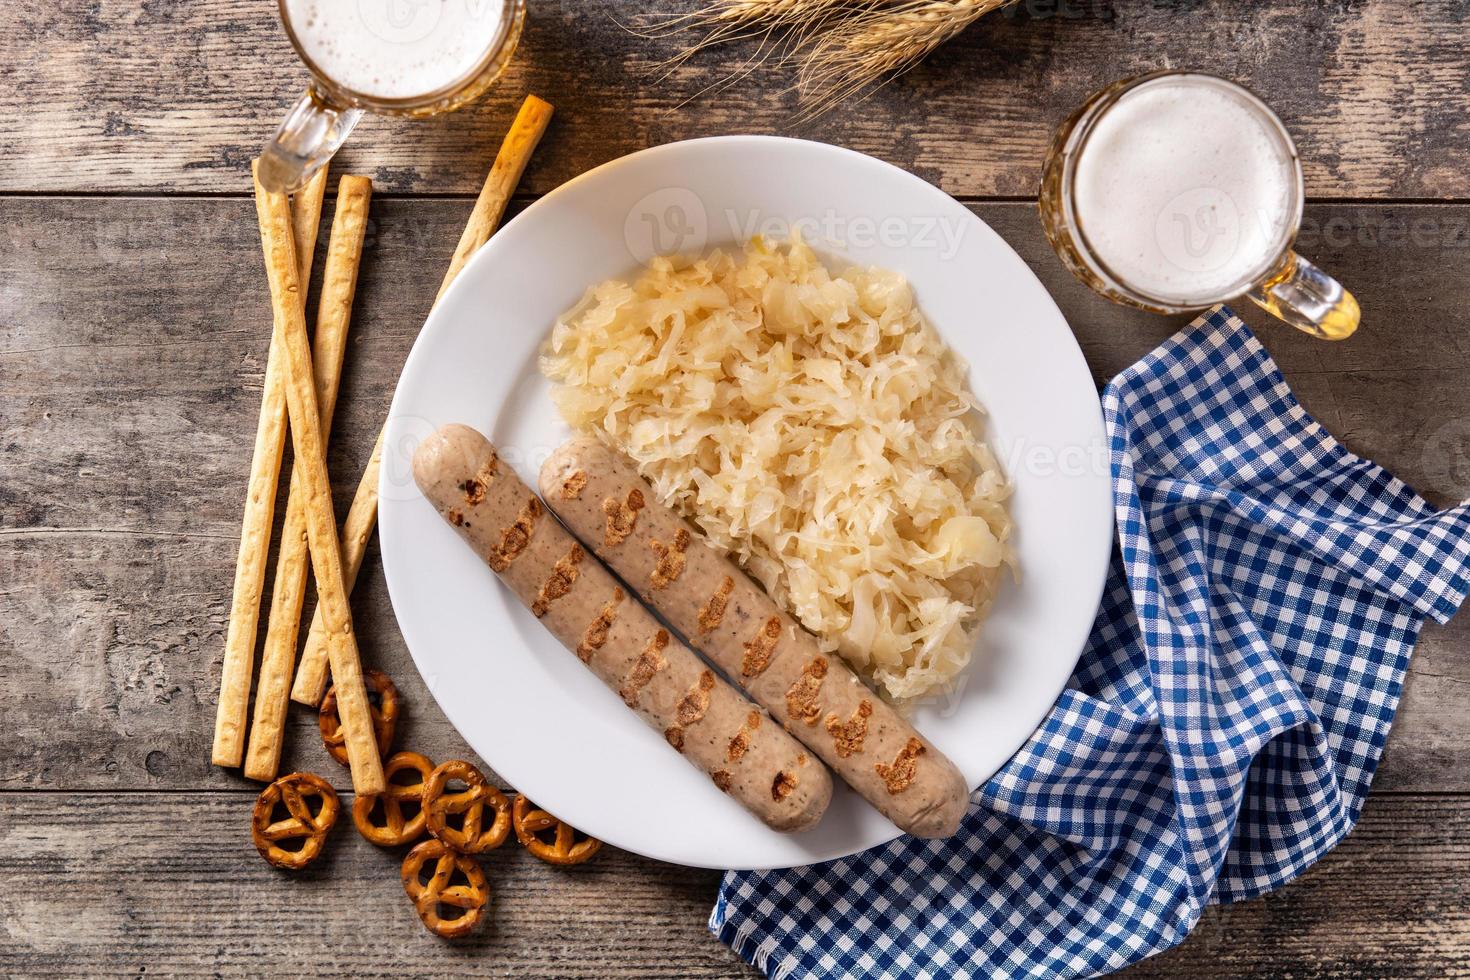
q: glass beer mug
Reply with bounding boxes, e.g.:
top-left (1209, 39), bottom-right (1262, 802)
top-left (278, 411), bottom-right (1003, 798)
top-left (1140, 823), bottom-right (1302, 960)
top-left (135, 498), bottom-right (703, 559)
top-left (1039, 71), bottom-right (1359, 340)
top-left (259, 0), bottom-right (526, 192)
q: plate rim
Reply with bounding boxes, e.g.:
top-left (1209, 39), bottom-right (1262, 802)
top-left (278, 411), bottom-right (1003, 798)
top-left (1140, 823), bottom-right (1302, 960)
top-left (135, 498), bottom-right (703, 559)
top-left (379, 134), bottom-right (1112, 869)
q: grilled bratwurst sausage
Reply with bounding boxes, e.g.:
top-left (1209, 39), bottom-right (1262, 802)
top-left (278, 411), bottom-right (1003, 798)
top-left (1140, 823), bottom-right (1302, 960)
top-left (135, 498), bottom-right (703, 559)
top-left (413, 425), bottom-right (831, 833)
top-left (541, 437), bottom-right (970, 839)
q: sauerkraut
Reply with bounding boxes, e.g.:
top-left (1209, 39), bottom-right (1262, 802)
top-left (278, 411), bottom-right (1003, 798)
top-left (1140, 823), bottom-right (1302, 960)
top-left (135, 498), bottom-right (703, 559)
top-left (540, 235), bottom-right (1013, 701)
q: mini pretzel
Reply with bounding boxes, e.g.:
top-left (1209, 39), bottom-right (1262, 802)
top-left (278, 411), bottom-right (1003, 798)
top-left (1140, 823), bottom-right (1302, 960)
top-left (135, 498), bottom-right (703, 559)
top-left (320, 668), bottom-right (398, 766)
top-left (400, 838), bottom-right (489, 939)
top-left (512, 794), bottom-right (602, 866)
top-left (251, 772), bottom-right (340, 870)
top-left (353, 751), bottom-right (435, 847)
top-left (423, 760), bottom-right (511, 854)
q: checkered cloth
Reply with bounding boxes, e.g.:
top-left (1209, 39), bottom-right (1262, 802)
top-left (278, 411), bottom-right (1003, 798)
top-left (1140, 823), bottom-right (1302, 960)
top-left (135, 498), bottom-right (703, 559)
top-left (711, 306), bottom-right (1470, 979)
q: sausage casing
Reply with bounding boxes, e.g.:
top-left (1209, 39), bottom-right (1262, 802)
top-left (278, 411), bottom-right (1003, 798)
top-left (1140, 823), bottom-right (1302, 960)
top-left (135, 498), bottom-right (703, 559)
top-left (412, 424), bottom-right (831, 833)
top-left (540, 436), bottom-right (970, 838)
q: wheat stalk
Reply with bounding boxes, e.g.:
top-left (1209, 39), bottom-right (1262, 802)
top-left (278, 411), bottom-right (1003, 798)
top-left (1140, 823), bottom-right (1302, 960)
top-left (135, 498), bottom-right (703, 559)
top-left (634, 0), bottom-right (1011, 113)
top-left (798, 0), bottom-right (1011, 112)
top-left (632, 0), bottom-right (857, 69)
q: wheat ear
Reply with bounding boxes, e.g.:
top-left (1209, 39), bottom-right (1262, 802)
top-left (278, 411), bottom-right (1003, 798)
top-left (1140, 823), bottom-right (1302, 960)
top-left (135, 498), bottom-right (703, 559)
top-left (799, 0), bottom-right (1013, 113)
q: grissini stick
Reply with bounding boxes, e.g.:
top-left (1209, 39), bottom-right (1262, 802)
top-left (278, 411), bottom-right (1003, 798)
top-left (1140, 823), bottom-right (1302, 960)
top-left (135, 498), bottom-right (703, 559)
top-left (413, 424), bottom-right (832, 833)
top-left (541, 437), bottom-right (971, 838)
top-left (252, 162), bottom-right (384, 795)
top-left (244, 174), bottom-right (373, 782)
top-left (291, 94), bottom-right (555, 706)
top-left (212, 165), bottom-right (328, 768)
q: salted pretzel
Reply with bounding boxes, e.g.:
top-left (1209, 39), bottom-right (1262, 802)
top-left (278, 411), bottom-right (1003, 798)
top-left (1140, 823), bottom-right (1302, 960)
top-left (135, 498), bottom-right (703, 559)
top-left (320, 668), bottom-right (398, 766)
top-left (400, 838), bottom-right (489, 939)
top-left (422, 760), bottom-right (511, 854)
top-left (251, 772), bottom-right (340, 869)
top-left (353, 751), bottom-right (435, 847)
top-left (511, 794), bottom-right (603, 866)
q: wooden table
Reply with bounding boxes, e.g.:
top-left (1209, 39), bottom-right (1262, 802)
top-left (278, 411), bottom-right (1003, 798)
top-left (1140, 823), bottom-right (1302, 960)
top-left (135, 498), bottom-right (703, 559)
top-left (4, 1), bottom-right (1469, 975)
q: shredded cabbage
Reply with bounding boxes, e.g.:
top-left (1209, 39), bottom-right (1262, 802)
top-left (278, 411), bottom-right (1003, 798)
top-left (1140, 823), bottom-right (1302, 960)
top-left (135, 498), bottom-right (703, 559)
top-left (541, 235), bottom-right (1013, 701)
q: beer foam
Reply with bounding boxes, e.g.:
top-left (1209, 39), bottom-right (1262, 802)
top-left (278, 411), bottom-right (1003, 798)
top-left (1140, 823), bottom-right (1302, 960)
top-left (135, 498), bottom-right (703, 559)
top-left (1072, 75), bottom-right (1299, 306)
top-left (285, 0), bottom-right (506, 101)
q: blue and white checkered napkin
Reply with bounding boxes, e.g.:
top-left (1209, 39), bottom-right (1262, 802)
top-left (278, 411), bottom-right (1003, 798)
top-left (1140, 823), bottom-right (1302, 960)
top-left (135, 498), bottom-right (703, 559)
top-left (711, 306), bottom-right (1470, 979)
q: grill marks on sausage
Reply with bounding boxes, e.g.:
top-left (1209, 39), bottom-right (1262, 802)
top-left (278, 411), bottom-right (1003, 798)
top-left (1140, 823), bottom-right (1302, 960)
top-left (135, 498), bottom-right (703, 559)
top-left (676, 671), bottom-right (715, 726)
top-left (488, 496), bottom-right (542, 572)
top-left (558, 469), bottom-right (588, 500)
top-left (727, 711), bottom-right (761, 762)
top-left (663, 670), bottom-right (716, 751)
top-left (602, 488), bottom-right (644, 546)
top-left (825, 699), bottom-right (873, 758)
top-left (531, 544), bottom-right (583, 617)
top-left (649, 528), bottom-right (690, 589)
top-left (875, 737), bottom-right (926, 794)
top-left (619, 630), bottom-right (669, 708)
top-left (785, 657), bottom-right (828, 725)
top-left (460, 457), bottom-right (496, 506)
top-left (711, 770), bottom-right (733, 793)
top-left (696, 577), bottom-right (734, 634)
top-left (740, 617), bottom-right (782, 678)
top-left (575, 588), bottom-right (624, 663)
top-left (772, 770), bottom-right (798, 802)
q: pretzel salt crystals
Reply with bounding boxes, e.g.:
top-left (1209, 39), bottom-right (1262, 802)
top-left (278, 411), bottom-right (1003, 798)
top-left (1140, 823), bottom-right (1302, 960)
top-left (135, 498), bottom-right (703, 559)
top-left (353, 751), bottom-right (435, 847)
top-left (422, 760), bottom-right (512, 854)
top-left (540, 436), bottom-right (972, 838)
top-left (401, 838), bottom-right (489, 938)
top-left (512, 795), bottom-right (602, 866)
top-left (251, 772), bottom-right (340, 869)
top-left (412, 424), bottom-right (831, 833)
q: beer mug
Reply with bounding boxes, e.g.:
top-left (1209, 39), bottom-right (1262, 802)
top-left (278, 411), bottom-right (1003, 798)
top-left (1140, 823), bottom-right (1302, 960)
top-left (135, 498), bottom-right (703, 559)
top-left (1039, 71), bottom-right (1359, 340)
top-left (259, 0), bottom-right (526, 192)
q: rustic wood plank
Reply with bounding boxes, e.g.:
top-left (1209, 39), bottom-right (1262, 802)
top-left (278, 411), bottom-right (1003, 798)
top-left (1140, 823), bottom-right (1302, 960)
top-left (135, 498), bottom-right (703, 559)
top-left (2, 197), bottom-right (1468, 796)
top-left (1125, 794), bottom-right (1470, 977)
top-left (0, 791), bottom-right (751, 977)
top-left (3, 1), bottom-right (1468, 198)
top-left (0, 792), bottom-right (1466, 976)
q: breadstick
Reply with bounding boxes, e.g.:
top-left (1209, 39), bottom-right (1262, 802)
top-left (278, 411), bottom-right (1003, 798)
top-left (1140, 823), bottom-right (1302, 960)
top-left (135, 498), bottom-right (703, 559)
top-left (434, 94), bottom-right (555, 306)
top-left (290, 429), bottom-right (383, 706)
top-left (291, 94), bottom-right (555, 706)
top-left (211, 165), bottom-right (329, 768)
top-left (244, 175), bottom-right (373, 782)
top-left (252, 163), bottom-right (384, 795)
top-left (291, 166), bottom-right (330, 295)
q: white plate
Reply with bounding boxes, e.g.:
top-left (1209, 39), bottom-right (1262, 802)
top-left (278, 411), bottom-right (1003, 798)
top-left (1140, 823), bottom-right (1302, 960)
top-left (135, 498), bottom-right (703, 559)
top-left (380, 136), bottom-right (1111, 870)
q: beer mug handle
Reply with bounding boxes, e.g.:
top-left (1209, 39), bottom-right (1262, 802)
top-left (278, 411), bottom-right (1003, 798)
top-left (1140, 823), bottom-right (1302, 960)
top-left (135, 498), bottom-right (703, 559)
top-left (1245, 252), bottom-right (1360, 341)
top-left (257, 86), bottom-right (363, 193)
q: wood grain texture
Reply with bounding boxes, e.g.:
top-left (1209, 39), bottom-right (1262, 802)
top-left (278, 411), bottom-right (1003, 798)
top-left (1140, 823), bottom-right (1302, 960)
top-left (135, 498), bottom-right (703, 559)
top-left (3, 1), bottom-right (1469, 197)
top-left (4, 194), bottom-right (1470, 977)
top-left (3, 197), bottom-right (1469, 797)
top-left (6, 0), bottom-right (1470, 973)
top-left (0, 791), bottom-right (748, 977)
top-left (0, 793), bottom-right (1467, 976)
top-left (1125, 795), bottom-right (1470, 977)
